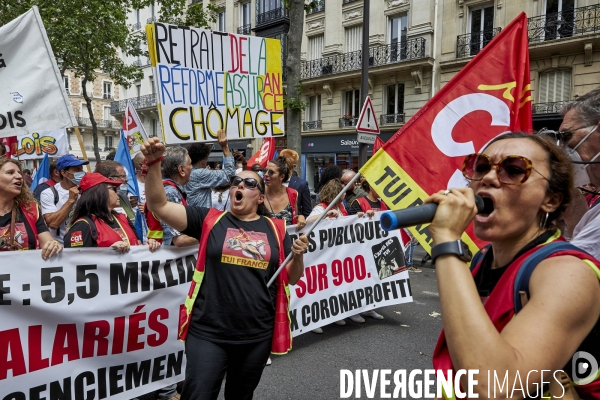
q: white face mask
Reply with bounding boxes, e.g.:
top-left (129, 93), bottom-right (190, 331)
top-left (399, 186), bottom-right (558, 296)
top-left (567, 125), bottom-right (600, 187)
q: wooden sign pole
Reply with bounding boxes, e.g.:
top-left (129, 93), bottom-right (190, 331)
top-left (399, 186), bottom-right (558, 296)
top-left (73, 126), bottom-right (92, 172)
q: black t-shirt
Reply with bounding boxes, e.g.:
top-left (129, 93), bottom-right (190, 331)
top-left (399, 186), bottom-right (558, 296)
top-left (474, 230), bottom-right (555, 300)
top-left (64, 214), bottom-right (140, 248)
top-left (182, 206), bottom-right (292, 344)
top-left (348, 197), bottom-right (383, 215)
top-left (0, 207), bottom-right (48, 251)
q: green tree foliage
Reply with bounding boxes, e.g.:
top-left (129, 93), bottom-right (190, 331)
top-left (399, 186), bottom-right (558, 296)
top-left (0, 0), bottom-right (215, 163)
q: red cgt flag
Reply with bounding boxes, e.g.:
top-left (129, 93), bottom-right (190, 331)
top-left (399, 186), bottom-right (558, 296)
top-left (360, 13), bottom-right (532, 255)
top-left (246, 138), bottom-right (276, 170)
top-left (372, 136), bottom-right (385, 156)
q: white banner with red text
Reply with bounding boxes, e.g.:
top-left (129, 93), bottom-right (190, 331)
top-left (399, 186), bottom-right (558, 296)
top-left (0, 246), bottom-right (193, 400)
top-left (0, 215), bottom-right (412, 398)
top-left (287, 214), bottom-right (413, 336)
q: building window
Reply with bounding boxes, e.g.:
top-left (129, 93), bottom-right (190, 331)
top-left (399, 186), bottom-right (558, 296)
top-left (105, 135), bottom-right (114, 151)
top-left (383, 83), bottom-right (405, 124)
top-left (103, 106), bottom-right (111, 122)
top-left (240, 2), bottom-right (251, 27)
top-left (308, 35), bottom-right (324, 61)
top-left (136, 83), bottom-right (141, 98)
top-left (63, 76), bottom-right (70, 94)
top-left (85, 81), bottom-right (94, 97)
top-left (538, 70), bottom-right (572, 104)
top-left (152, 119), bottom-right (158, 137)
top-left (468, 5), bottom-right (494, 55)
top-left (218, 11), bottom-right (226, 32)
top-left (389, 15), bottom-right (407, 60)
top-left (81, 105), bottom-right (89, 119)
top-left (345, 25), bottom-right (362, 52)
top-left (258, 0), bottom-right (282, 13)
top-left (342, 89), bottom-right (360, 117)
top-left (149, 76), bottom-right (155, 95)
top-left (103, 82), bottom-right (113, 99)
top-left (306, 95), bottom-right (321, 121)
top-left (544, 0), bottom-right (575, 40)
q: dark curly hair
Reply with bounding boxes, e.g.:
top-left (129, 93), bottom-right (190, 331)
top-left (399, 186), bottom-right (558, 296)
top-left (485, 132), bottom-right (573, 228)
top-left (315, 165), bottom-right (343, 193)
top-left (187, 143), bottom-right (212, 165)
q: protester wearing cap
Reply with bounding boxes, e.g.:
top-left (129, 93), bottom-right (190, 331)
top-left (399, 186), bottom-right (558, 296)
top-left (0, 157), bottom-right (62, 258)
top-left (40, 154), bottom-right (88, 244)
top-left (63, 173), bottom-right (160, 252)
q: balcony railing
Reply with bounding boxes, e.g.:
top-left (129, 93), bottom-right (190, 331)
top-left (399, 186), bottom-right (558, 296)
top-left (303, 120), bottom-right (322, 130)
top-left (111, 93), bottom-right (157, 114)
top-left (339, 117), bottom-right (358, 128)
top-left (380, 113), bottom-right (405, 125)
top-left (342, 0), bottom-right (360, 4)
top-left (528, 4), bottom-right (600, 44)
top-left (103, 94), bottom-right (113, 100)
top-left (76, 117), bottom-right (120, 129)
top-left (147, 16), bottom-right (156, 24)
top-left (131, 22), bottom-right (142, 30)
top-left (301, 37), bottom-right (426, 79)
top-left (456, 27), bottom-right (502, 58)
top-left (256, 7), bottom-right (289, 25)
top-left (307, 0), bottom-right (325, 14)
top-left (532, 101), bottom-right (566, 114)
top-left (237, 24), bottom-right (252, 34)
top-left (133, 59), bottom-right (142, 66)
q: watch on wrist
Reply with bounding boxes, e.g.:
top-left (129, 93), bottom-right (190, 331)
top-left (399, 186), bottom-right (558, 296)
top-left (431, 240), bottom-right (472, 264)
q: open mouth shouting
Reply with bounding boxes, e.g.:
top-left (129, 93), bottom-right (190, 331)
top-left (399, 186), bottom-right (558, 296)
top-left (475, 193), bottom-right (495, 223)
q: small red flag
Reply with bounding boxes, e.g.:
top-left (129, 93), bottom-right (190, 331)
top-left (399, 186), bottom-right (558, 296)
top-left (246, 138), bottom-right (276, 169)
top-left (372, 136), bottom-right (385, 156)
top-left (360, 13), bottom-right (532, 254)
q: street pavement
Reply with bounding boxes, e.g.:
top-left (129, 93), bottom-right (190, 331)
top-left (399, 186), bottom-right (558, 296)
top-left (241, 265), bottom-right (442, 400)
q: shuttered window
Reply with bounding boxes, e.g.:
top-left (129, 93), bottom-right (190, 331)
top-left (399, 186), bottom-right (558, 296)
top-left (345, 25), bottom-right (362, 52)
top-left (309, 35), bottom-right (324, 61)
top-left (538, 70), bottom-right (571, 103)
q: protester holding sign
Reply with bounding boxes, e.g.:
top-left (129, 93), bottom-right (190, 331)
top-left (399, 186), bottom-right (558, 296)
top-left (141, 137), bottom-right (308, 400)
top-left (431, 133), bottom-right (600, 398)
top-left (0, 158), bottom-right (62, 258)
top-left (347, 179), bottom-right (388, 217)
top-left (63, 173), bottom-right (160, 252)
top-left (263, 157), bottom-right (306, 230)
top-left (307, 179), bottom-right (348, 222)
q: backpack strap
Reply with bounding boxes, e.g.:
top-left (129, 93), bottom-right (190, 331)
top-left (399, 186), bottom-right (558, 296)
top-left (50, 185), bottom-right (59, 205)
top-left (469, 244), bottom-right (491, 272)
top-left (76, 216), bottom-right (98, 241)
top-left (513, 242), bottom-right (590, 313)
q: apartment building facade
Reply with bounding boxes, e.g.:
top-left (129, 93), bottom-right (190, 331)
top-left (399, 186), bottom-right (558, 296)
top-left (110, 0), bottom-right (289, 163)
top-left (109, 0), bottom-right (600, 188)
top-left (64, 70), bottom-right (121, 166)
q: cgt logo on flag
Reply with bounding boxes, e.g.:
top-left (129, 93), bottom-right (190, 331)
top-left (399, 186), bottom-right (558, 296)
top-left (361, 12), bottom-right (532, 256)
top-left (70, 231), bottom-right (83, 247)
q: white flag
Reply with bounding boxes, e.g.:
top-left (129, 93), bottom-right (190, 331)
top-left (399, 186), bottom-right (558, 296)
top-left (0, 7), bottom-right (77, 138)
top-left (123, 101), bottom-right (149, 156)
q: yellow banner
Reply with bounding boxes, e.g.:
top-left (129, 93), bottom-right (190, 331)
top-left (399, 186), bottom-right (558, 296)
top-left (361, 149), bottom-right (479, 256)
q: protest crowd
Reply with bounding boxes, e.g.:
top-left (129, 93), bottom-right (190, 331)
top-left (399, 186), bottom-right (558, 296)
top-left (3, 87), bottom-right (600, 399)
top-left (3, 7), bottom-right (600, 400)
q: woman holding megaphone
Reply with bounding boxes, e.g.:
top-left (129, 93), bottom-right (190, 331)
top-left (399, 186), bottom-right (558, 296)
top-left (429, 133), bottom-right (600, 398)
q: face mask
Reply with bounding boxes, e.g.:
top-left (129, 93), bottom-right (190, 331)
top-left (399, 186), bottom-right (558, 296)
top-left (567, 126), bottom-right (600, 187)
top-left (70, 171), bottom-right (86, 186)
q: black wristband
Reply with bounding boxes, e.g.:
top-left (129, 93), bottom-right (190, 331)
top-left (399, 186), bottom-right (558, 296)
top-left (431, 240), bottom-right (472, 264)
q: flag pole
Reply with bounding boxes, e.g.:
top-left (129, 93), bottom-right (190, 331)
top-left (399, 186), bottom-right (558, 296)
top-left (266, 171), bottom-right (363, 288)
top-left (73, 126), bottom-right (92, 172)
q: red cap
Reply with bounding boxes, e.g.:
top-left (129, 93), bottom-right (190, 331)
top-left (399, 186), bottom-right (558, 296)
top-left (79, 173), bottom-right (121, 192)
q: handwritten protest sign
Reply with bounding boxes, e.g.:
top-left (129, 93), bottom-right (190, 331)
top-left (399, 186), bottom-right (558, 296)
top-left (16, 129), bottom-right (68, 160)
top-left (146, 22), bottom-right (285, 144)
